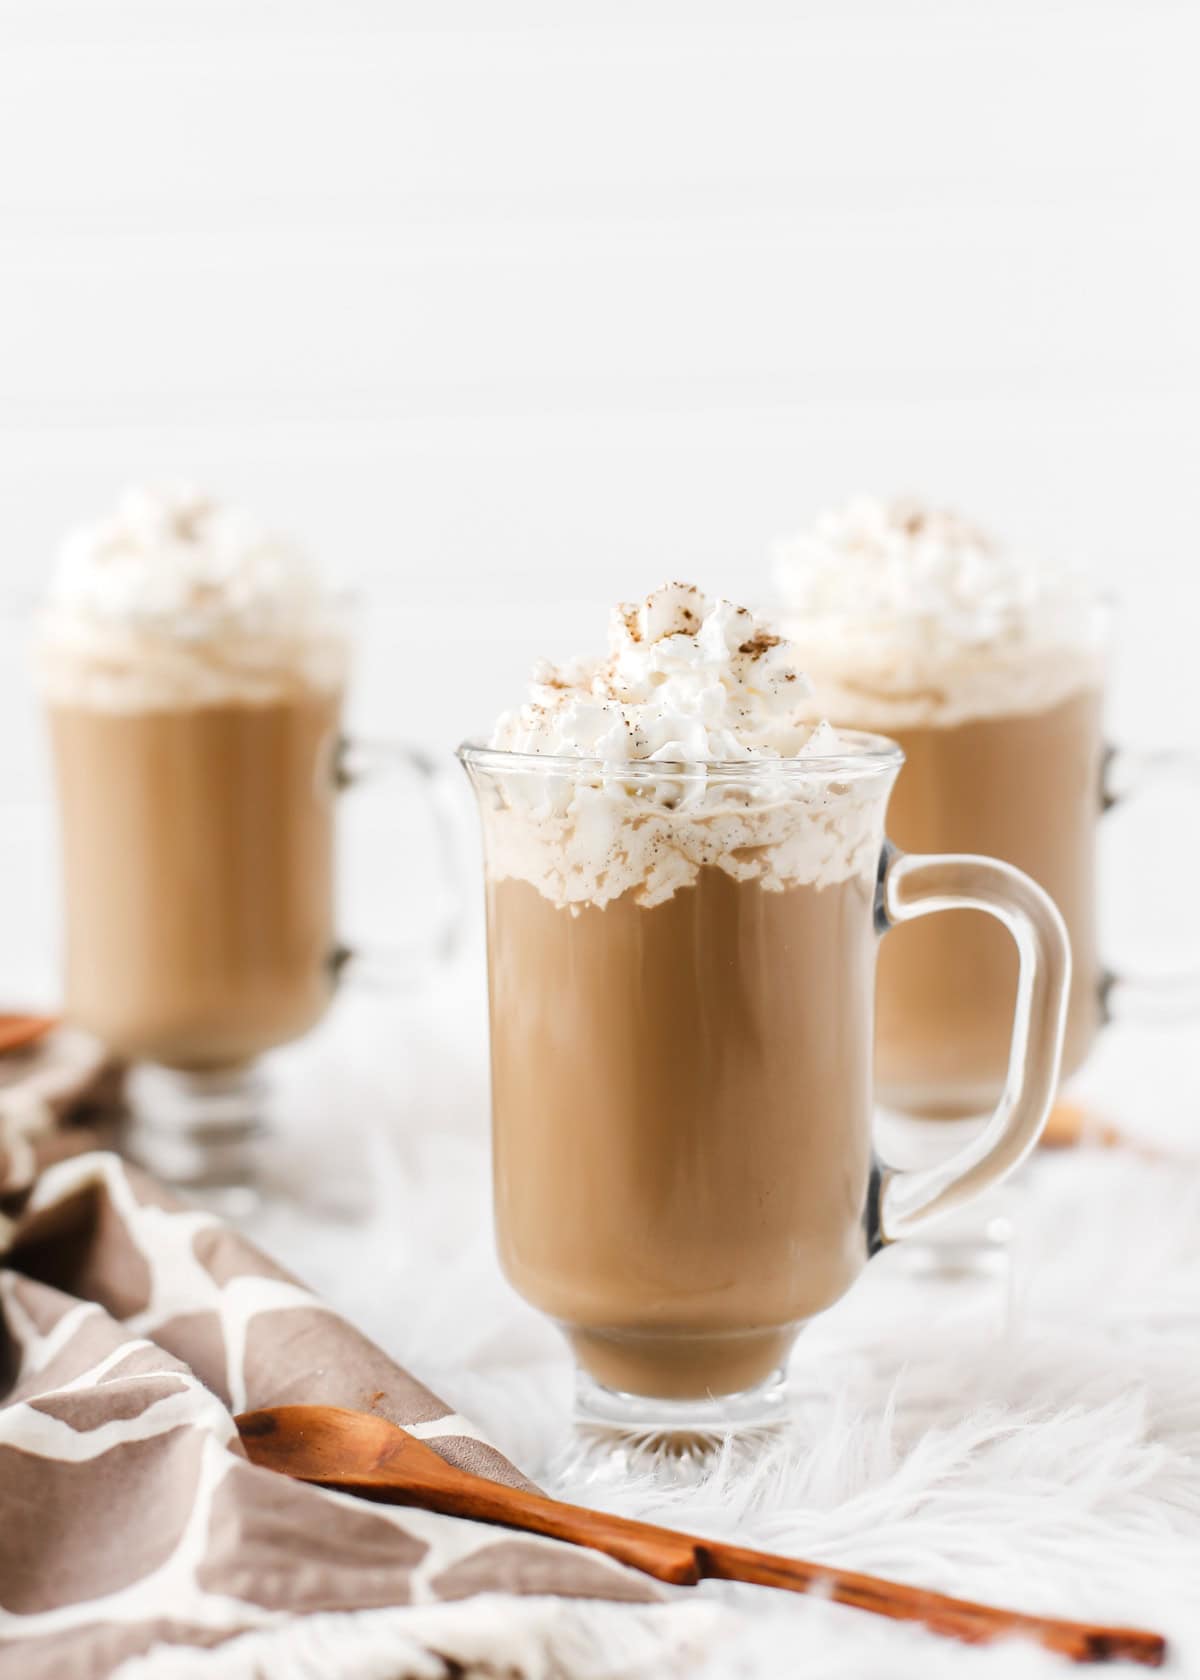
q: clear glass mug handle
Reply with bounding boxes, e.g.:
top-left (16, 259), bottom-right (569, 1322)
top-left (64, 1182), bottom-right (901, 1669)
top-left (873, 846), bottom-right (1071, 1243)
top-left (1101, 745), bottom-right (1200, 1023)
top-left (330, 736), bottom-right (463, 985)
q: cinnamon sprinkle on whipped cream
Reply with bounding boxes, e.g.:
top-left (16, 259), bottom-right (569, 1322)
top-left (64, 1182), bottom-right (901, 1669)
top-left (37, 485), bottom-right (347, 709)
top-left (477, 585), bottom-right (882, 910)
top-left (491, 582), bottom-right (839, 764)
top-left (771, 496), bottom-right (1103, 728)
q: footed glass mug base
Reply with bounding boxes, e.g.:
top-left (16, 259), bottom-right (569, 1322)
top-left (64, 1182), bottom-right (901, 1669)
top-left (122, 1063), bottom-right (269, 1211)
top-left (549, 1363), bottom-right (793, 1489)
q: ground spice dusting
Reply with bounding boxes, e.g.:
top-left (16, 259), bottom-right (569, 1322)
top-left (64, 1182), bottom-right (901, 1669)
top-left (737, 633), bottom-right (783, 658)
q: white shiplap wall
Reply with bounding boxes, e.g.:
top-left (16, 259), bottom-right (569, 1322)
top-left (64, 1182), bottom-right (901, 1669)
top-left (1, 1), bottom-right (1198, 998)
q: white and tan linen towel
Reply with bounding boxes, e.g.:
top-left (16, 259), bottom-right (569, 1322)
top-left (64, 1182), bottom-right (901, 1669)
top-left (0, 1039), bottom-right (714, 1680)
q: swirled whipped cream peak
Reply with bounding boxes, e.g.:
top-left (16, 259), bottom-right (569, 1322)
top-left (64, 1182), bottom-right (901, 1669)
top-left (37, 485), bottom-right (348, 710)
top-left (491, 582), bottom-right (835, 763)
top-left (772, 496), bottom-right (1102, 729)
top-left (479, 584), bottom-right (884, 911)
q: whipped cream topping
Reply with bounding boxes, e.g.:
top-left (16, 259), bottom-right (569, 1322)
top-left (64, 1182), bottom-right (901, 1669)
top-left (772, 496), bottom-right (1103, 728)
top-left (491, 583), bottom-right (832, 763)
top-left (476, 584), bottom-right (889, 911)
top-left (37, 486), bottom-right (348, 709)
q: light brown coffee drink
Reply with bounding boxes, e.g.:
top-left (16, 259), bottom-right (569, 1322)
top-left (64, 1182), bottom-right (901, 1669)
top-left (774, 497), bottom-right (1106, 1123)
top-left (469, 582), bottom-right (893, 1402)
top-left (486, 866), bottom-right (876, 1400)
top-left (37, 487), bottom-right (350, 1083)
top-left (466, 582), bottom-right (1071, 1420)
top-left (876, 686), bottom-right (1104, 1117)
top-left (49, 692), bottom-right (340, 1070)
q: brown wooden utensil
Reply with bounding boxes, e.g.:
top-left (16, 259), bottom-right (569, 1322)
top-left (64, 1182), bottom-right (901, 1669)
top-left (0, 1014), bottom-right (57, 1056)
top-left (236, 1404), bottom-right (1165, 1666)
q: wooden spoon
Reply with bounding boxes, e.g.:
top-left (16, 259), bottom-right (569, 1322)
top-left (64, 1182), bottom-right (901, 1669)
top-left (236, 1404), bottom-right (1165, 1666)
top-left (0, 1014), bottom-right (57, 1056)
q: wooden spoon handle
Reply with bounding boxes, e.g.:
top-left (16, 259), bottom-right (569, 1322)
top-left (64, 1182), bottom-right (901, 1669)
top-left (301, 1459), bottom-right (1165, 1665)
top-left (312, 1464), bottom-right (705, 1585)
top-left (235, 1407), bottom-right (1165, 1667)
top-left (424, 1484), bottom-right (1164, 1665)
top-left (701, 1539), bottom-right (1166, 1667)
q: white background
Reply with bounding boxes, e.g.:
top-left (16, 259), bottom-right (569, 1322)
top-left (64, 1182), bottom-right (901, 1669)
top-left (1, 1), bottom-right (1198, 1066)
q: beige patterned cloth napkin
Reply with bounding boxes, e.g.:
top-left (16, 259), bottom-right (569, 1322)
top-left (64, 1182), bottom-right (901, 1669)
top-left (0, 1036), bottom-right (709, 1680)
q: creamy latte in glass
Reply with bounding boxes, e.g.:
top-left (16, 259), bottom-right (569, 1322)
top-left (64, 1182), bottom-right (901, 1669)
top-left (39, 488), bottom-right (348, 1076)
top-left (773, 499), bottom-right (1105, 1123)
top-left (460, 583), bottom-right (1069, 1457)
top-left (38, 487), bottom-right (457, 1190)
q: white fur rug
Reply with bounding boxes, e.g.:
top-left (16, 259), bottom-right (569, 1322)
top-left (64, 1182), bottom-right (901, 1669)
top-left (240, 960), bottom-right (1200, 1679)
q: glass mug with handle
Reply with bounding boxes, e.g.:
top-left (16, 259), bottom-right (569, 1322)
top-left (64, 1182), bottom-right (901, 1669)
top-left (769, 503), bottom-right (1199, 1152)
top-left (777, 593), bottom-right (1200, 1180)
top-left (459, 735), bottom-right (1069, 1457)
top-left (36, 502), bottom-right (459, 1194)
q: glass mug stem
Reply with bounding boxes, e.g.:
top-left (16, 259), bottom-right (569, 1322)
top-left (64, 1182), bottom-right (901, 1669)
top-left (1100, 744), bottom-right (1200, 1025)
top-left (873, 846), bottom-right (1071, 1242)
